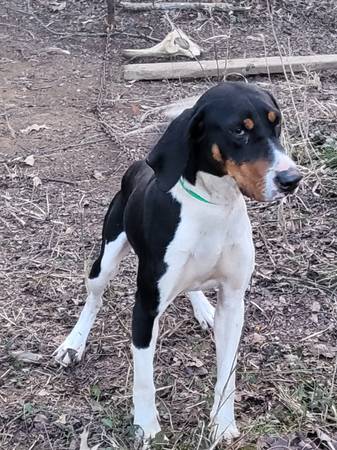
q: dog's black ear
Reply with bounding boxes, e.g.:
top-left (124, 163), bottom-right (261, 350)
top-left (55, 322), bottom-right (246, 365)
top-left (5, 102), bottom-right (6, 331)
top-left (146, 107), bottom-right (204, 192)
top-left (265, 90), bottom-right (280, 111)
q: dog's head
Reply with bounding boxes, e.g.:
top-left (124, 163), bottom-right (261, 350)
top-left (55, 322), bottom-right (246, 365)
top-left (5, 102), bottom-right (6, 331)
top-left (147, 82), bottom-right (302, 202)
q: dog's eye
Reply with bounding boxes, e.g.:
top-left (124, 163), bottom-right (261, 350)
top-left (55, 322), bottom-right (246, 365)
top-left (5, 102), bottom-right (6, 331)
top-left (232, 126), bottom-right (245, 136)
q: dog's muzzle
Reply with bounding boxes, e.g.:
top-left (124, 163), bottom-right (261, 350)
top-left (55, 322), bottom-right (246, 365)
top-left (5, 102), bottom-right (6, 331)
top-left (274, 168), bottom-right (302, 194)
top-left (264, 147), bottom-right (302, 201)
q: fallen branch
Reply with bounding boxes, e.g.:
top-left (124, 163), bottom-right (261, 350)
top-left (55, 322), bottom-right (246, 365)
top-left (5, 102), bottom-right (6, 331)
top-left (123, 122), bottom-right (165, 137)
top-left (120, 1), bottom-right (250, 12)
top-left (163, 95), bottom-right (201, 119)
top-left (124, 54), bottom-right (337, 81)
top-left (122, 29), bottom-right (201, 59)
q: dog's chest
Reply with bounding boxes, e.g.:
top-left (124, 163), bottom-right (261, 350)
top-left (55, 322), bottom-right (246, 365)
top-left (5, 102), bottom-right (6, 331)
top-left (183, 219), bottom-right (229, 264)
top-left (162, 201), bottom-right (254, 293)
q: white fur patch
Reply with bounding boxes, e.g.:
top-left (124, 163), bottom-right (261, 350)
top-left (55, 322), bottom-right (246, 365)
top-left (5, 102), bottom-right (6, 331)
top-left (187, 290), bottom-right (215, 329)
top-left (54, 233), bottom-right (129, 366)
top-left (132, 320), bottom-right (161, 441)
top-left (265, 143), bottom-right (297, 201)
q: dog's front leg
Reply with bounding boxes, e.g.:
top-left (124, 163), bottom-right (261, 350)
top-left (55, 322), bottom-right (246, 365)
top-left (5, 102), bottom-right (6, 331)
top-left (132, 291), bottom-right (162, 444)
top-left (210, 283), bottom-right (246, 443)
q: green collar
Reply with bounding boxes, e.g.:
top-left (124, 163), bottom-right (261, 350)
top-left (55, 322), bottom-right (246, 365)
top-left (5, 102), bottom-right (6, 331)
top-left (179, 177), bottom-right (214, 204)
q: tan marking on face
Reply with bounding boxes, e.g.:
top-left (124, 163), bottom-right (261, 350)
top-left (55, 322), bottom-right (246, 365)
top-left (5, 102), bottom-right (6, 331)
top-left (268, 111), bottom-right (277, 123)
top-left (225, 159), bottom-right (270, 201)
top-left (243, 118), bottom-right (254, 130)
top-left (211, 143), bottom-right (223, 163)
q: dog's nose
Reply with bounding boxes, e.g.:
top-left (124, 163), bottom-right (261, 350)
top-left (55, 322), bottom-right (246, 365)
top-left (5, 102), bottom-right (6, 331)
top-left (275, 169), bottom-right (302, 193)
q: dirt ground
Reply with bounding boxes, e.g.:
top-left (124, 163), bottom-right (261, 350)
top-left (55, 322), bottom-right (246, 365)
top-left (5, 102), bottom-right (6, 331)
top-left (1, 1), bottom-right (337, 449)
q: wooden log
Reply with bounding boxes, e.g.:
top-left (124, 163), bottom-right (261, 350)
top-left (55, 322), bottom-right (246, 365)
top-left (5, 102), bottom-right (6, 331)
top-left (124, 54), bottom-right (337, 81)
top-left (120, 1), bottom-right (250, 12)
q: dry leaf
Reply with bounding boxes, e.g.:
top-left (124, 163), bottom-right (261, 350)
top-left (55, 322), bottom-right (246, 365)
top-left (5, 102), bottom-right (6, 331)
top-left (69, 439), bottom-right (77, 450)
top-left (37, 389), bottom-right (49, 396)
top-left (313, 343), bottom-right (337, 358)
top-left (32, 176), bottom-right (42, 187)
top-left (311, 301), bottom-right (321, 312)
top-left (56, 414), bottom-right (67, 425)
top-left (258, 431), bottom-right (337, 450)
top-left (93, 170), bottom-right (104, 180)
top-left (50, 1), bottom-right (67, 12)
top-left (251, 332), bottom-right (266, 344)
top-left (24, 155), bottom-right (35, 166)
top-left (20, 124), bottom-right (48, 134)
top-left (311, 313), bottom-right (318, 324)
top-left (284, 354), bottom-right (299, 365)
top-left (316, 428), bottom-right (337, 449)
top-left (79, 428), bottom-right (100, 450)
top-left (190, 357), bottom-right (204, 368)
top-left (186, 357), bottom-right (208, 376)
top-left (33, 413), bottom-right (48, 424)
top-left (44, 47), bottom-right (70, 55)
top-left (11, 351), bottom-right (43, 364)
top-left (247, 34), bottom-right (265, 42)
top-left (6, 119), bottom-right (16, 139)
top-left (131, 103), bottom-right (141, 115)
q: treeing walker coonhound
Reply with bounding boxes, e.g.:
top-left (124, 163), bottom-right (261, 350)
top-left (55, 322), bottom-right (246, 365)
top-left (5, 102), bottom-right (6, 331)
top-left (54, 82), bottom-right (302, 445)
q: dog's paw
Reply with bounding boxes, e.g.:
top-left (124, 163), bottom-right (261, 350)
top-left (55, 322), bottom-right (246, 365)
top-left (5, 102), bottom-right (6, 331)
top-left (210, 420), bottom-right (240, 445)
top-left (133, 421), bottom-right (163, 449)
top-left (193, 299), bottom-right (215, 330)
top-left (53, 337), bottom-right (86, 367)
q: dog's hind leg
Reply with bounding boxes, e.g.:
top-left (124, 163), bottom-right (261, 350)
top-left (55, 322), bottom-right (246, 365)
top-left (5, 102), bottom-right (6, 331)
top-left (54, 192), bottom-right (130, 366)
top-left (187, 291), bottom-right (215, 330)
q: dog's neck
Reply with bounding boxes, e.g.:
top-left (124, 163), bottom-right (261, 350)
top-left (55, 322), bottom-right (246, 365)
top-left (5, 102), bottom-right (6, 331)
top-left (174, 171), bottom-right (244, 208)
top-left (196, 172), bottom-right (242, 205)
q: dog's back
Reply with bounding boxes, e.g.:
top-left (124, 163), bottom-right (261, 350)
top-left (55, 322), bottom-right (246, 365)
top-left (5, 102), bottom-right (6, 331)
top-left (121, 160), bottom-right (153, 200)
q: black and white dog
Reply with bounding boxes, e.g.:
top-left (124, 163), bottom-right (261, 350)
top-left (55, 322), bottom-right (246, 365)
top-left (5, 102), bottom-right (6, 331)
top-left (54, 82), bottom-right (302, 444)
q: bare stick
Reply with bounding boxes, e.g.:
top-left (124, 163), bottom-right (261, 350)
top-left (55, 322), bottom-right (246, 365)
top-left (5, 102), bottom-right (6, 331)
top-left (120, 2), bottom-right (251, 12)
top-left (124, 54), bottom-right (337, 81)
top-left (106, 0), bottom-right (115, 27)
